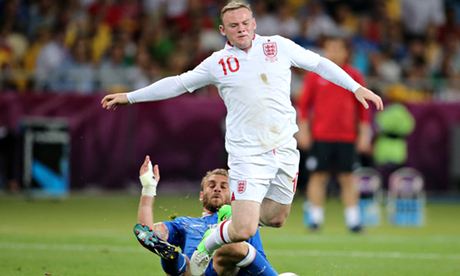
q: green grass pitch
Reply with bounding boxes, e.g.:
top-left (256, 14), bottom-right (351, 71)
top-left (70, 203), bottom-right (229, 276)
top-left (1, 193), bottom-right (459, 275)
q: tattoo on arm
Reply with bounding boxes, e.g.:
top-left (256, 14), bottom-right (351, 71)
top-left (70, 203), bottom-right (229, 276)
top-left (152, 222), bottom-right (169, 241)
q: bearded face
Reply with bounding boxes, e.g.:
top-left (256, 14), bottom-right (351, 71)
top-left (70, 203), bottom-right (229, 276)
top-left (200, 174), bottom-right (231, 213)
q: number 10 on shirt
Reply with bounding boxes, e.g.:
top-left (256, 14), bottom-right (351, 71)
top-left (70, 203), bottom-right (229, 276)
top-left (219, 57), bottom-right (240, 75)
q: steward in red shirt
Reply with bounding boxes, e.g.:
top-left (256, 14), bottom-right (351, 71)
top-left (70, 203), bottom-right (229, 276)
top-left (296, 36), bottom-right (372, 233)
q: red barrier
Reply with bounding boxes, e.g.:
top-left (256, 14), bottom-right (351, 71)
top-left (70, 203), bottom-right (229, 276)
top-left (0, 93), bottom-right (227, 190)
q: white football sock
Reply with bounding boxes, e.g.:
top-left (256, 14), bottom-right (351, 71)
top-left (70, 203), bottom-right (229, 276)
top-left (204, 220), bottom-right (232, 253)
top-left (309, 204), bottom-right (324, 225)
top-left (236, 242), bottom-right (256, 267)
top-left (345, 206), bottom-right (360, 228)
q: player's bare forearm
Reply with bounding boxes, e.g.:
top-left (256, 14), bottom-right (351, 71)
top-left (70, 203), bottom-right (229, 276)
top-left (296, 120), bottom-right (312, 150)
top-left (137, 195), bottom-right (155, 228)
top-left (136, 196), bottom-right (170, 240)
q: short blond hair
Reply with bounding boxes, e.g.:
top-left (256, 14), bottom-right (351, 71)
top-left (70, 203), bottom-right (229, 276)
top-left (220, 1), bottom-right (252, 20)
top-left (200, 168), bottom-right (228, 190)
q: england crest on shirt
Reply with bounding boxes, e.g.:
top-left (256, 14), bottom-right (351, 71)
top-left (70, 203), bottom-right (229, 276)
top-left (237, 180), bottom-right (247, 194)
top-left (263, 41), bottom-right (278, 62)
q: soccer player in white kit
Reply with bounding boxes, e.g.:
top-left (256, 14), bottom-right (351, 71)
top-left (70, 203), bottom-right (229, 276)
top-left (101, 1), bottom-right (384, 275)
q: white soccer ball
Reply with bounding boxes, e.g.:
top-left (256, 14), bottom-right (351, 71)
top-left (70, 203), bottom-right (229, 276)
top-left (278, 273), bottom-right (299, 276)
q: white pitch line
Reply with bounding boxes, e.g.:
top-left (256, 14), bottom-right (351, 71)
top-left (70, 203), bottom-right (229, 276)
top-left (0, 242), bottom-right (142, 254)
top-left (1, 242), bottom-right (459, 261)
top-left (266, 249), bottom-right (460, 261)
top-left (264, 235), bottom-right (460, 244)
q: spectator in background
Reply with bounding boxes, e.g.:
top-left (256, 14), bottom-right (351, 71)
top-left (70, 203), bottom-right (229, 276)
top-left (87, 0), bottom-right (141, 30)
top-left (401, 38), bottom-right (428, 77)
top-left (117, 25), bottom-right (139, 66)
top-left (26, 0), bottom-right (58, 39)
top-left (439, 34), bottom-right (460, 78)
top-left (0, 0), bottom-right (457, 100)
top-left (145, 24), bottom-right (175, 67)
top-left (0, 22), bottom-right (22, 91)
top-left (165, 33), bottom-right (194, 74)
top-left (20, 26), bottom-right (50, 91)
top-left (368, 49), bottom-right (402, 85)
top-left (401, 0), bottom-right (445, 38)
top-left (50, 37), bottom-right (96, 94)
top-left (436, 33), bottom-right (460, 101)
top-left (164, 0), bottom-right (190, 33)
top-left (0, 22), bottom-right (28, 70)
top-left (350, 14), bottom-right (381, 76)
top-left (252, 0), bottom-right (278, 36)
top-left (128, 46), bottom-right (160, 90)
top-left (303, 1), bottom-right (339, 42)
top-left (437, 75), bottom-right (460, 102)
top-left (438, 7), bottom-right (460, 45)
top-left (332, 3), bottom-right (359, 38)
top-left (296, 36), bottom-right (371, 233)
top-left (424, 25), bottom-right (443, 76)
top-left (379, 36), bottom-right (433, 103)
top-left (275, 4), bottom-right (300, 39)
top-left (0, 0), bottom-right (29, 34)
top-left (86, 14), bottom-right (113, 65)
top-left (380, 20), bottom-right (407, 63)
top-left (34, 25), bottom-right (68, 91)
top-left (97, 42), bottom-right (134, 93)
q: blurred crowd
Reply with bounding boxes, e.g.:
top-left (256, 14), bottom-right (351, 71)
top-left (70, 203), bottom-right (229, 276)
top-left (1, 0), bottom-right (460, 102)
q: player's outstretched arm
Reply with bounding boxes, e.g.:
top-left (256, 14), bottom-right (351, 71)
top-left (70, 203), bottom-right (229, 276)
top-left (306, 57), bottom-right (384, 111)
top-left (354, 86), bottom-right (384, 111)
top-left (101, 93), bottom-right (129, 110)
top-left (137, 155), bottom-right (160, 229)
top-left (135, 156), bottom-right (172, 245)
top-left (100, 74), bottom-right (206, 111)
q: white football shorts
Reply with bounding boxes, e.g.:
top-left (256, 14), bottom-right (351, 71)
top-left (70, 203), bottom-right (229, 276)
top-left (228, 138), bottom-right (299, 204)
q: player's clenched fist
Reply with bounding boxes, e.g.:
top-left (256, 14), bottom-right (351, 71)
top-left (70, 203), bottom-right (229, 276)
top-left (101, 93), bottom-right (129, 110)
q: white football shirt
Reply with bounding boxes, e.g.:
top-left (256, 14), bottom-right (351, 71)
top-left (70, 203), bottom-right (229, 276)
top-left (180, 35), bottom-right (322, 156)
top-left (127, 34), bottom-right (361, 156)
